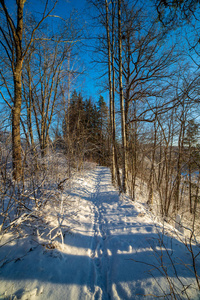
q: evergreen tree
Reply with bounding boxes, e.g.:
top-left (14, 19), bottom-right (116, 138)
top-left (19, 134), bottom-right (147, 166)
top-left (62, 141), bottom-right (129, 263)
top-left (62, 91), bottom-right (110, 165)
top-left (97, 95), bottom-right (109, 165)
top-left (83, 98), bottom-right (99, 161)
top-left (97, 95), bottom-right (109, 137)
top-left (68, 90), bottom-right (85, 135)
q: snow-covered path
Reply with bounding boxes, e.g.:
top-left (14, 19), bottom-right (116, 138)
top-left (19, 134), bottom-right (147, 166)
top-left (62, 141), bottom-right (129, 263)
top-left (0, 166), bottom-right (200, 299)
top-left (84, 167), bottom-right (158, 300)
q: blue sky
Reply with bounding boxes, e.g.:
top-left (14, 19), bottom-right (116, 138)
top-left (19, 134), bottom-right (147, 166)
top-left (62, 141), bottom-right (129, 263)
top-left (0, 0), bottom-right (109, 135)
top-left (4, 0), bottom-right (108, 104)
top-left (52, 0), bottom-right (109, 104)
top-left (55, 0), bottom-right (87, 16)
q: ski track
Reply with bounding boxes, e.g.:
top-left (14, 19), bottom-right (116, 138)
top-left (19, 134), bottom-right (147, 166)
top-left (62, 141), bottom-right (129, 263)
top-left (83, 167), bottom-right (159, 299)
top-left (0, 166), bottom-right (200, 300)
top-left (74, 167), bottom-right (200, 300)
top-left (88, 169), bottom-right (111, 300)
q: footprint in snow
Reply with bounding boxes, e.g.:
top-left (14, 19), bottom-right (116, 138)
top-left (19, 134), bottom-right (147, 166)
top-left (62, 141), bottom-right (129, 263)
top-left (95, 258), bottom-right (101, 267)
top-left (127, 222), bottom-right (136, 226)
top-left (145, 226), bottom-right (153, 232)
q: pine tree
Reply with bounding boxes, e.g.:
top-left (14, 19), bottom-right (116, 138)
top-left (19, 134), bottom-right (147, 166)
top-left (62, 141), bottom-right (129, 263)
top-left (97, 95), bottom-right (109, 165)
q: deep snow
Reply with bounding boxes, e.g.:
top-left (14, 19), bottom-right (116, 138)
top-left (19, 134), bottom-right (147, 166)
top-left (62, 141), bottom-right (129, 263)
top-left (0, 166), bottom-right (200, 299)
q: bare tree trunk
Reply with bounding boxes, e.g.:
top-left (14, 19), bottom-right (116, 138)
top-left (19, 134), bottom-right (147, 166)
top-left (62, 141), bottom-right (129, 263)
top-left (118, 0), bottom-right (127, 193)
top-left (111, 1), bottom-right (121, 190)
top-left (188, 147), bottom-right (193, 214)
top-left (67, 52), bottom-right (71, 177)
top-left (105, 0), bottom-right (121, 189)
top-left (174, 118), bottom-right (185, 212)
top-left (22, 56), bottom-right (36, 150)
top-left (0, 0), bottom-right (57, 179)
top-left (13, 71), bottom-right (23, 180)
top-left (12, 0), bottom-right (25, 180)
top-left (105, 0), bottom-right (115, 183)
top-left (148, 121), bottom-right (157, 207)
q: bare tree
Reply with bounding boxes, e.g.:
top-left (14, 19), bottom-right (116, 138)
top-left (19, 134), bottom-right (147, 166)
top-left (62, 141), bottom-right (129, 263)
top-left (23, 37), bottom-right (70, 157)
top-left (118, 0), bottom-right (127, 193)
top-left (105, 0), bottom-right (121, 189)
top-left (0, 0), bottom-right (57, 180)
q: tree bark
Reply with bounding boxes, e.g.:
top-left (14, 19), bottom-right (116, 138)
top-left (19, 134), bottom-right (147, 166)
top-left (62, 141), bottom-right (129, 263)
top-left (105, 0), bottom-right (115, 184)
top-left (12, 0), bottom-right (25, 180)
top-left (118, 0), bottom-right (127, 193)
top-left (105, 0), bottom-right (121, 189)
top-left (0, 0), bottom-right (58, 180)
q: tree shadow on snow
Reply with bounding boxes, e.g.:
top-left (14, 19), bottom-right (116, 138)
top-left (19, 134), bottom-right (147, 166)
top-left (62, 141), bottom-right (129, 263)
top-left (0, 229), bottom-right (199, 286)
top-left (0, 166), bottom-right (200, 298)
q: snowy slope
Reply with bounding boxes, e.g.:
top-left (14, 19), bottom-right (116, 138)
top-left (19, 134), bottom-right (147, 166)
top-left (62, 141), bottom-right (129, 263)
top-left (0, 166), bottom-right (200, 299)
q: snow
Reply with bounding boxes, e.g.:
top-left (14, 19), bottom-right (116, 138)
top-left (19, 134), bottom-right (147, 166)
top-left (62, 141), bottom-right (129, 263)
top-left (0, 166), bottom-right (200, 299)
top-left (175, 215), bottom-right (184, 234)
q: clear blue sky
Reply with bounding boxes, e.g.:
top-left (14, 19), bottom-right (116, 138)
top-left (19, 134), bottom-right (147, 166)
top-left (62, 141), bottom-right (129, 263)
top-left (5, 0), bottom-right (107, 103)
top-left (4, 0), bottom-right (109, 105)
top-left (53, 0), bottom-right (109, 104)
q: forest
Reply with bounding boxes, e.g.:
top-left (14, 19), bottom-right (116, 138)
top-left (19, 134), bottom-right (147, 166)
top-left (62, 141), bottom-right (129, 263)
top-left (1, 0), bottom-right (200, 299)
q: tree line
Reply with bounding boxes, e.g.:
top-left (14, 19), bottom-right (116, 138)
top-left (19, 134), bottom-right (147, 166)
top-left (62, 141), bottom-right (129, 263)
top-left (55, 90), bottom-right (110, 171)
top-left (88, 0), bottom-right (200, 222)
top-left (1, 0), bottom-right (200, 222)
top-left (1, 1), bottom-right (200, 295)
